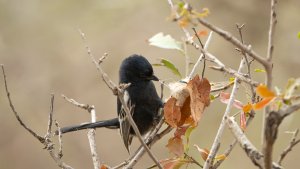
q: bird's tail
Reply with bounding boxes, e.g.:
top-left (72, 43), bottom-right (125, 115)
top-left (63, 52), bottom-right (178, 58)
top-left (57, 118), bottom-right (119, 134)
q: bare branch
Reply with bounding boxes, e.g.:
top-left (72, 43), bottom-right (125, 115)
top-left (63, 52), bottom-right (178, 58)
top-left (267, 0), bottom-right (277, 62)
top-left (46, 94), bottom-right (55, 139)
top-left (55, 120), bottom-right (63, 158)
top-left (209, 66), bottom-right (259, 87)
top-left (1, 65), bottom-right (74, 169)
top-left (203, 57), bottom-right (246, 169)
top-left (113, 116), bottom-right (172, 169)
top-left (263, 102), bottom-right (300, 169)
top-left (226, 116), bottom-right (282, 169)
top-left (1, 65), bottom-right (45, 142)
top-left (195, 18), bottom-right (268, 68)
top-left (278, 102), bottom-right (300, 119)
top-left (61, 94), bottom-right (92, 111)
top-left (78, 29), bottom-right (117, 93)
top-left (61, 94), bottom-right (101, 168)
top-left (88, 106), bottom-right (100, 169)
top-left (188, 31), bottom-right (213, 79)
top-left (213, 115), bottom-right (255, 169)
top-left (278, 129), bottom-right (300, 165)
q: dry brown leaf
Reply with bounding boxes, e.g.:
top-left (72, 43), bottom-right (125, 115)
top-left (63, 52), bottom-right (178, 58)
top-left (166, 137), bottom-right (184, 157)
top-left (186, 76), bottom-right (211, 125)
top-left (164, 97), bottom-right (181, 127)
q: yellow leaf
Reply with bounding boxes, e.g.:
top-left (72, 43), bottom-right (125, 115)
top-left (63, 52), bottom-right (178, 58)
top-left (215, 154), bottom-right (226, 161)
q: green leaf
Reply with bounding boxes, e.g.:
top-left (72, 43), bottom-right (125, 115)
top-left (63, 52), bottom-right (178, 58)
top-left (298, 32), bottom-right (300, 39)
top-left (148, 32), bottom-right (183, 51)
top-left (254, 68), bottom-right (266, 73)
top-left (153, 58), bottom-right (182, 77)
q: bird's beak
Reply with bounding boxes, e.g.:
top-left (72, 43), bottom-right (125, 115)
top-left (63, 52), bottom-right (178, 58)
top-left (148, 75), bottom-right (159, 81)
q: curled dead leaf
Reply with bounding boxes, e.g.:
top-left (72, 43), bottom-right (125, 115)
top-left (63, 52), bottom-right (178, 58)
top-left (164, 97), bottom-right (181, 128)
top-left (186, 76), bottom-right (211, 125)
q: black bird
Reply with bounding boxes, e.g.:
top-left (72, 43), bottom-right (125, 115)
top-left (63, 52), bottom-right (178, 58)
top-left (59, 54), bottom-right (163, 152)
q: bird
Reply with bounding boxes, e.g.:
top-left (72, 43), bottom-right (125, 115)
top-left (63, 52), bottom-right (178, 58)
top-left (58, 54), bottom-right (163, 152)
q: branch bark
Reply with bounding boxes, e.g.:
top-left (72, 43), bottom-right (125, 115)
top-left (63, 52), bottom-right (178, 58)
top-left (1, 65), bottom-right (74, 169)
top-left (203, 57), bottom-right (246, 169)
top-left (226, 116), bottom-right (282, 169)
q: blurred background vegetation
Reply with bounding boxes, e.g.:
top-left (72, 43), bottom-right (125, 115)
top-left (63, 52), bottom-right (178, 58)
top-left (0, 0), bottom-right (299, 168)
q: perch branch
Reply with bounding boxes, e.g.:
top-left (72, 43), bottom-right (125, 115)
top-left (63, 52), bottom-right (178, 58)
top-left (61, 95), bottom-right (101, 169)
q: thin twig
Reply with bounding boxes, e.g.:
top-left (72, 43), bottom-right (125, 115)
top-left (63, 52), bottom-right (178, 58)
top-left (209, 66), bottom-right (259, 87)
top-left (1, 65), bottom-right (45, 142)
top-left (184, 152), bottom-right (203, 168)
top-left (235, 23), bottom-right (256, 102)
top-left (78, 29), bottom-right (117, 93)
top-left (267, 0), bottom-right (277, 62)
top-left (61, 94), bottom-right (92, 111)
top-left (278, 129), bottom-right (300, 165)
top-left (46, 94), bottom-right (55, 139)
top-left (192, 27), bottom-right (206, 78)
top-left (1, 65), bottom-right (73, 169)
top-left (195, 18), bottom-right (269, 67)
top-left (188, 31), bottom-right (213, 79)
top-left (203, 57), bottom-right (246, 169)
top-left (55, 120), bottom-right (63, 158)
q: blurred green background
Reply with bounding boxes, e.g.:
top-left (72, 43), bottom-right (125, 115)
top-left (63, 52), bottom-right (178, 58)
top-left (0, 0), bottom-right (299, 168)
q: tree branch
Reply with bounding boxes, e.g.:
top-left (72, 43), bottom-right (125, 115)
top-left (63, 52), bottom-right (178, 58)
top-left (61, 95), bottom-right (101, 169)
top-left (226, 116), bottom-right (282, 169)
top-left (203, 57), bottom-right (246, 169)
top-left (188, 31), bottom-right (213, 79)
top-left (278, 129), bottom-right (300, 165)
top-left (196, 18), bottom-right (268, 67)
top-left (1, 64), bottom-right (73, 169)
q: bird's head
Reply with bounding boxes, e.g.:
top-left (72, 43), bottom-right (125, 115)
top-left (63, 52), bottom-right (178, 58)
top-left (119, 54), bottom-right (159, 83)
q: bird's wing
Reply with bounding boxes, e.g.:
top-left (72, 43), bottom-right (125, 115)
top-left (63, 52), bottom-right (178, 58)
top-left (119, 90), bottom-right (134, 152)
